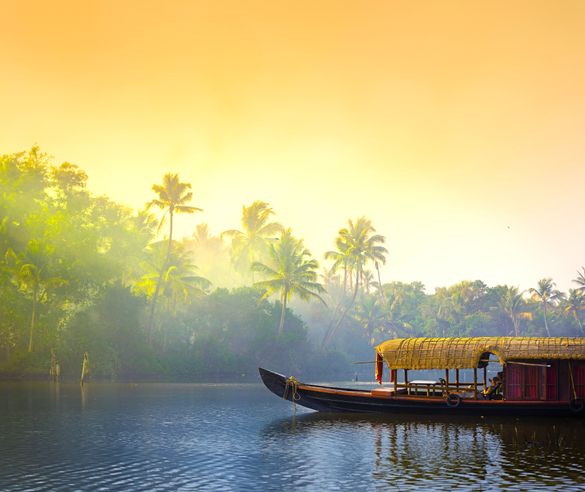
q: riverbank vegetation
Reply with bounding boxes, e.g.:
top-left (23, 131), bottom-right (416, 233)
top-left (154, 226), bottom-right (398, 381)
top-left (1, 147), bottom-right (584, 380)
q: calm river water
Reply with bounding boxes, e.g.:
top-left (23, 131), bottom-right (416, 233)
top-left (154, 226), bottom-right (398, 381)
top-left (1, 381), bottom-right (584, 491)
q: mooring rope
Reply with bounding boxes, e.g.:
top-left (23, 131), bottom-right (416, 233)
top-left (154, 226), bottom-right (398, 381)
top-left (283, 376), bottom-right (301, 402)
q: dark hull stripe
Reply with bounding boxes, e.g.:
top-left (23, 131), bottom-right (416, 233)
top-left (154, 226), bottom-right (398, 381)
top-left (259, 367), bottom-right (585, 418)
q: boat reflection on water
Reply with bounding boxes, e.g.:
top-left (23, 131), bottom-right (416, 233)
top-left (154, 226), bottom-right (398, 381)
top-left (261, 412), bottom-right (585, 490)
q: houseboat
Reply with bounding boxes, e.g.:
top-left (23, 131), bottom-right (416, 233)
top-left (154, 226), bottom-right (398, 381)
top-left (259, 337), bottom-right (585, 417)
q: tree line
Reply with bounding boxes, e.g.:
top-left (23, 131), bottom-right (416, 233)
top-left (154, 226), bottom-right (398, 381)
top-left (1, 147), bottom-right (584, 379)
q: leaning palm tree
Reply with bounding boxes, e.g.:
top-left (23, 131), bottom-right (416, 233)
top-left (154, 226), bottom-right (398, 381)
top-left (146, 173), bottom-right (202, 335)
top-left (529, 278), bottom-right (563, 337)
top-left (563, 289), bottom-right (585, 335)
top-left (498, 286), bottom-right (527, 337)
top-left (222, 201), bottom-right (282, 281)
top-left (252, 228), bottom-right (325, 336)
top-left (574, 267), bottom-right (585, 293)
top-left (322, 217), bottom-right (388, 347)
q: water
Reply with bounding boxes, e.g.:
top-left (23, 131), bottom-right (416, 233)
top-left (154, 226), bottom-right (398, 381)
top-left (1, 381), bottom-right (584, 491)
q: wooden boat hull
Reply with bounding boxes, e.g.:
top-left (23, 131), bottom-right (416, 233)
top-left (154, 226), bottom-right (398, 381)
top-left (259, 368), bottom-right (585, 417)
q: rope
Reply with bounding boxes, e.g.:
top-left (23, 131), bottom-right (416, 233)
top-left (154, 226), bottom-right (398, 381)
top-left (283, 376), bottom-right (301, 402)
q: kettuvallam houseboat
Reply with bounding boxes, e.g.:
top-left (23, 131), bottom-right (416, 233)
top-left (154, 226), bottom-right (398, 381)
top-left (259, 337), bottom-right (585, 417)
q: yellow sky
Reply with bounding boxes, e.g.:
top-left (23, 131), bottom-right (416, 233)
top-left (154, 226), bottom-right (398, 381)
top-left (1, 0), bottom-right (584, 291)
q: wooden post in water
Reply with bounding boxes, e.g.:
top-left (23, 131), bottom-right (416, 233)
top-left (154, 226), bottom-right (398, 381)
top-left (80, 352), bottom-right (89, 386)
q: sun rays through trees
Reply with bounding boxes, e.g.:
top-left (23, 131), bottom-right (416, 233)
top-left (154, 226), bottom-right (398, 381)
top-left (1, 147), bottom-right (584, 379)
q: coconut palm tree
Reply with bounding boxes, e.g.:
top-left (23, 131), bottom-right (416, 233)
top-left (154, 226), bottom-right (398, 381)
top-left (146, 174), bottom-right (202, 335)
top-left (574, 267), bottom-right (585, 293)
top-left (252, 228), bottom-right (325, 336)
top-left (5, 241), bottom-right (67, 352)
top-left (191, 223), bottom-right (223, 252)
top-left (161, 264), bottom-right (210, 308)
top-left (134, 241), bottom-right (210, 348)
top-left (324, 238), bottom-right (352, 292)
top-left (184, 223), bottom-right (224, 264)
top-left (529, 278), bottom-right (563, 337)
top-left (148, 173), bottom-right (202, 260)
top-left (361, 270), bottom-right (376, 295)
top-left (563, 289), bottom-right (585, 335)
top-left (498, 286), bottom-right (527, 336)
top-left (135, 242), bottom-right (210, 308)
top-left (222, 201), bottom-right (282, 281)
top-left (322, 217), bottom-right (388, 347)
top-left (352, 294), bottom-right (387, 345)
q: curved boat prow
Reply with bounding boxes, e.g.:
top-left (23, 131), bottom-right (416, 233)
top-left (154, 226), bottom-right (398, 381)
top-left (258, 367), bottom-right (288, 399)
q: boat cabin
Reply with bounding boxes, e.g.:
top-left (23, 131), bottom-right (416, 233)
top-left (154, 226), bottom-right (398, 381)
top-left (375, 337), bottom-right (585, 402)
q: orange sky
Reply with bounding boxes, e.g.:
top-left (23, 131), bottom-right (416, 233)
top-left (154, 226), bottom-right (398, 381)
top-left (1, 0), bottom-right (584, 291)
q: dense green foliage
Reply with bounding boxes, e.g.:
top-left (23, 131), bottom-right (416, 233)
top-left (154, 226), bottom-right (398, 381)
top-left (1, 147), bottom-right (584, 380)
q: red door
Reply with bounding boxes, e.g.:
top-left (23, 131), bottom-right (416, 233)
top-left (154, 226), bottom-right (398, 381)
top-left (505, 364), bottom-right (523, 400)
top-left (545, 361), bottom-right (558, 401)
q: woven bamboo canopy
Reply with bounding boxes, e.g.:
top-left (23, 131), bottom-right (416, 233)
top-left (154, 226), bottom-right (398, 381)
top-left (376, 337), bottom-right (585, 370)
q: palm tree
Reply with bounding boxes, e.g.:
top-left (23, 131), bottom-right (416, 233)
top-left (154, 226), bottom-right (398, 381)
top-left (191, 223), bottom-right (223, 252)
top-left (6, 241), bottom-right (67, 352)
top-left (529, 278), bottom-right (563, 337)
top-left (322, 217), bottom-right (388, 347)
top-left (161, 264), bottom-right (210, 310)
top-left (498, 286), bottom-right (527, 336)
top-left (563, 289), bottom-right (585, 335)
top-left (353, 294), bottom-right (387, 345)
top-left (148, 173), bottom-right (202, 260)
top-left (135, 242), bottom-right (210, 307)
top-left (252, 228), bottom-right (325, 336)
top-left (222, 201), bottom-right (282, 280)
top-left (359, 270), bottom-right (374, 294)
top-left (146, 173), bottom-right (202, 335)
top-left (185, 223), bottom-right (224, 266)
top-left (574, 267), bottom-right (585, 293)
top-left (324, 238), bottom-right (352, 292)
top-left (135, 242), bottom-right (210, 348)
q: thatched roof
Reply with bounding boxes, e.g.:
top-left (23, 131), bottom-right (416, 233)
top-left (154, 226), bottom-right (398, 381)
top-left (375, 337), bottom-right (585, 370)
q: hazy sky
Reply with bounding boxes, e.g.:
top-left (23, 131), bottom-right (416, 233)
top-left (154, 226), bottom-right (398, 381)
top-left (1, 0), bottom-right (584, 292)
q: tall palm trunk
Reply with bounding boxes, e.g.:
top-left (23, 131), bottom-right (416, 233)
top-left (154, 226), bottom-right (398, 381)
top-left (512, 316), bottom-right (520, 337)
top-left (574, 313), bottom-right (584, 335)
top-left (543, 303), bottom-right (551, 337)
top-left (148, 209), bottom-right (174, 343)
top-left (28, 285), bottom-right (38, 353)
top-left (278, 287), bottom-right (288, 336)
top-left (375, 261), bottom-right (385, 302)
top-left (322, 269), bottom-right (360, 348)
top-left (249, 248), bottom-right (256, 283)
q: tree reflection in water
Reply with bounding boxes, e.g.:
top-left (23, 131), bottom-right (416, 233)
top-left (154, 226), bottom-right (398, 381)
top-left (262, 413), bottom-right (585, 490)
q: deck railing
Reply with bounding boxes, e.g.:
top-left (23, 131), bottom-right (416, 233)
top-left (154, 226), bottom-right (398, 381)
top-left (388, 367), bottom-right (492, 399)
top-left (391, 380), bottom-right (486, 398)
